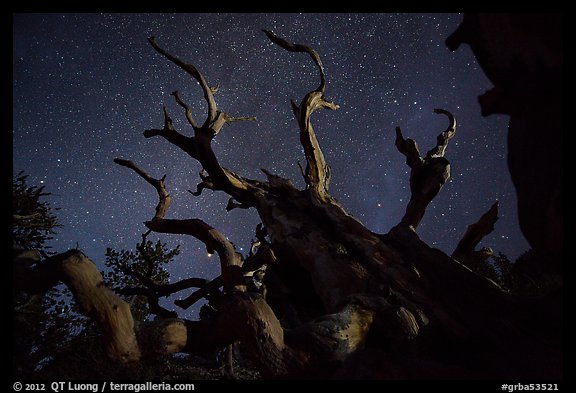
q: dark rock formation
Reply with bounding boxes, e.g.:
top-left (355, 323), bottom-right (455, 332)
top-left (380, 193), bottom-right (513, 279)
top-left (446, 13), bottom-right (563, 274)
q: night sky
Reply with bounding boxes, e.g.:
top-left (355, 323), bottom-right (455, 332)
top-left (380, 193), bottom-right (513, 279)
top-left (13, 13), bottom-right (529, 317)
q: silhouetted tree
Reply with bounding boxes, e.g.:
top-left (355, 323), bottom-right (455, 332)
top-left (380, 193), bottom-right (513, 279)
top-left (13, 171), bottom-right (60, 254)
top-left (104, 233), bottom-right (179, 321)
top-left (13, 172), bottom-right (65, 377)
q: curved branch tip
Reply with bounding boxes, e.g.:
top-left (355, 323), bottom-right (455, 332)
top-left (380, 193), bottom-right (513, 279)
top-left (264, 29), bottom-right (326, 94)
top-left (433, 108), bottom-right (456, 133)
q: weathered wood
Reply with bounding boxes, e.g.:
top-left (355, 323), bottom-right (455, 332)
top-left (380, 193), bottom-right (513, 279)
top-left (395, 109), bottom-right (456, 230)
top-left (264, 30), bottom-right (339, 203)
top-left (14, 250), bottom-right (164, 362)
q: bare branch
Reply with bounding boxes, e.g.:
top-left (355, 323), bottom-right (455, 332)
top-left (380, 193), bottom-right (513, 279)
top-left (143, 105), bottom-right (176, 138)
top-left (147, 296), bottom-right (178, 318)
top-left (226, 197), bottom-right (251, 211)
top-left (143, 39), bottom-right (263, 207)
top-left (123, 277), bottom-right (209, 295)
top-left (113, 158), bottom-right (171, 221)
top-left (118, 277), bottom-right (210, 308)
top-left (189, 181), bottom-right (214, 197)
top-left (395, 127), bottom-right (423, 169)
top-left (263, 30), bottom-right (326, 93)
top-left (265, 30), bottom-right (339, 202)
top-left (171, 90), bottom-right (199, 130)
top-left (223, 113), bottom-right (257, 125)
top-left (145, 218), bottom-right (245, 293)
top-left (395, 110), bottom-right (457, 230)
top-left (426, 109), bottom-right (457, 158)
top-left (186, 169), bottom-right (214, 197)
top-left (174, 275), bottom-right (225, 310)
top-left (174, 243), bottom-right (276, 310)
top-left (210, 82), bottom-right (220, 94)
top-left (452, 202), bottom-right (499, 266)
top-left (144, 106), bottom-right (257, 203)
top-left (115, 153), bottom-right (247, 295)
top-left (148, 36), bottom-right (217, 123)
top-left (143, 107), bottom-right (199, 159)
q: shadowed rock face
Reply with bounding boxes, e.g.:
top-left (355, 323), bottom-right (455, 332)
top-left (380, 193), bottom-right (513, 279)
top-left (446, 13), bottom-right (563, 273)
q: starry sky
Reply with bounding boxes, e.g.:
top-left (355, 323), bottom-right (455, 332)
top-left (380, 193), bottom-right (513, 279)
top-left (13, 13), bottom-right (529, 317)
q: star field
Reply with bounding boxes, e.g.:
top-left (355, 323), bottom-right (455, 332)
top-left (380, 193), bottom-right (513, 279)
top-left (13, 13), bottom-right (529, 317)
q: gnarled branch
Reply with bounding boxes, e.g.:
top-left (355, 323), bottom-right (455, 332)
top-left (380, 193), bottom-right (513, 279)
top-left (395, 127), bottom-right (423, 169)
top-left (452, 202), bottom-right (499, 268)
top-left (118, 277), bottom-right (210, 299)
top-left (171, 90), bottom-right (199, 130)
top-left (146, 38), bottom-right (258, 204)
top-left (187, 169), bottom-right (215, 197)
top-left (174, 275), bottom-right (225, 310)
top-left (145, 218), bottom-right (245, 293)
top-left (148, 36), bottom-right (217, 124)
top-left (119, 276), bottom-right (209, 318)
top-left (149, 37), bottom-right (256, 137)
top-left (143, 106), bottom-right (199, 159)
top-left (395, 109), bottom-right (457, 230)
top-left (115, 154), bottom-right (246, 294)
top-left (14, 247), bottom-right (384, 378)
top-left (113, 158), bottom-right (171, 221)
top-left (222, 113), bottom-right (258, 125)
top-left (265, 30), bottom-right (339, 202)
top-left (174, 242), bottom-right (276, 310)
top-left (263, 29), bottom-right (326, 94)
top-left (426, 108), bottom-right (457, 158)
top-left (15, 249), bottom-right (282, 369)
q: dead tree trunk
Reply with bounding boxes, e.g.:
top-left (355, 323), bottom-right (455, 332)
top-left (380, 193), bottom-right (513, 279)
top-left (15, 29), bottom-right (562, 379)
top-left (395, 108), bottom-right (455, 229)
